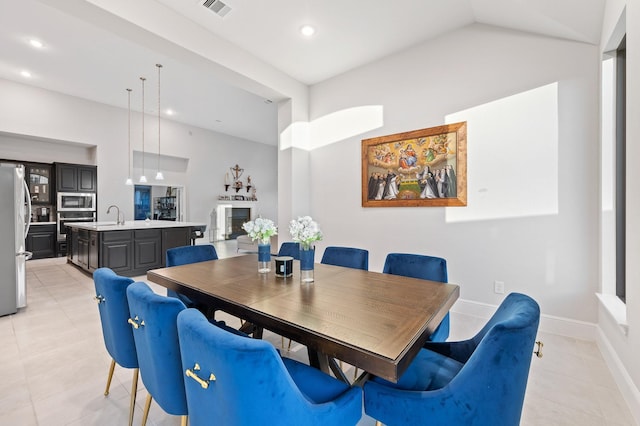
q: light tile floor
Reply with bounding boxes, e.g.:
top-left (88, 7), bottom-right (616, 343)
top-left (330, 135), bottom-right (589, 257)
top-left (0, 242), bottom-right (636, 425)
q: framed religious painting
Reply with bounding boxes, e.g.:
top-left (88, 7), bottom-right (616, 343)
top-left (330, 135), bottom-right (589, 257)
top-left (361, 121), bottom-right (467, 207)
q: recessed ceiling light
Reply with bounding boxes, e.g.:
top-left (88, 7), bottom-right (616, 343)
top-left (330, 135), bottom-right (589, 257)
top-left (20, 70), bottom-right (32, 78)
top-left (29, 39), bottom-right (43, 49)
top-left (165, 109), bottom-right (174, 116)
top-left (300, 25), bottom-right (315, 37)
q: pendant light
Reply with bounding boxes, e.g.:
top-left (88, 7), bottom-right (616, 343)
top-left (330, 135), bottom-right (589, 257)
top-left (139, 76), bottom-right (147, 183)
top-left (155, 63), bottom-right (164, 181)
top-left (125, 88), bottom-right (133, 185)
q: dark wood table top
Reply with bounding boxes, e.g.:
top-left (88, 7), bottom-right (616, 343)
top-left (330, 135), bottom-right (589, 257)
top-left (147, 255), bottom-right (459, 383)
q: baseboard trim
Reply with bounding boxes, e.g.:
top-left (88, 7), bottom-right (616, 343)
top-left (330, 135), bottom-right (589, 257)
top-left (451, 298), bottom-right (597, 340)
top-left (596, 327), bottom-right (640, 425)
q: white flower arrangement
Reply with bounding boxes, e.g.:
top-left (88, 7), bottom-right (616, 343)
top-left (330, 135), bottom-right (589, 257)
top-left (289, 216), bottom-right (323, 250)
top-left (242, 217), bottom-right (277, 244)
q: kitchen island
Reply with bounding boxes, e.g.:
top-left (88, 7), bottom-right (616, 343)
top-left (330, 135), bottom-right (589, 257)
top-left (66, 220), bottom-right (206, 276)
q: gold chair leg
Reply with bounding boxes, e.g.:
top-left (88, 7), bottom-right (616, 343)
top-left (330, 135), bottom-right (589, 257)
top-left (280, 336), bottom-right (293, 351)
top-left (181, 415), bottom-right (188, 426)
top-left (141, 394), bottom-right (152, 426)
top-left (375, 421), bottom-right (383, 426)
top-left (104, 359), bottom-right (116, 396)
top-left (128, 368), bottom-right (139, 426)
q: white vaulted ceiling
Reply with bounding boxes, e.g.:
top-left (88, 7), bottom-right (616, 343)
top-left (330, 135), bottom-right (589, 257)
top-left (0, 0), bottom-right (605, 146)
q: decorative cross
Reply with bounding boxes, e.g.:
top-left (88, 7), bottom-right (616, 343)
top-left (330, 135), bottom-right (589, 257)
top-left (230, 164), bottom-right (244, 180)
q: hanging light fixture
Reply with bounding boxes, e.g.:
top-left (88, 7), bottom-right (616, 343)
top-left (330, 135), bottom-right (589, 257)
top-left (139, 76), bottom-right (147, 183)
top-left (125, 88), bottom-right (133, 185)
top-left (155, 63), bottom-right (164, 181)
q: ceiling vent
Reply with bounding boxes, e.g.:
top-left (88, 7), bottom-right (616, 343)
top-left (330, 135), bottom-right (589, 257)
top-left (201, 0), bottom-right (231, 18)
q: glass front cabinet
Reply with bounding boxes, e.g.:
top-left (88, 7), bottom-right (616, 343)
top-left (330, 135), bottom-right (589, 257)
top-left (27, 163), bottom-right (52, 205)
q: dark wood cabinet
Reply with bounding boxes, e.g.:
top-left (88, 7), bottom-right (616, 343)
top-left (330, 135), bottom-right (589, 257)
top-left (26, 224), bottom-right (56, 259)
top-left (78, 166), bottom-right (97, 192)
top-left (68, 229), bottom-right (78, 261)
top-left (100, 230), bottom-right (133, 275)
top-left (161, 227), bottom-right (190, 266)
top-left (89, 231), bottom-right (99, 270)
top-left (26, 163), bottom-right (52, 205)
top-left (56, 164), bottom-right (77, 192)
top-left (67, 226), bottom-right (194, 276)
top-left (77, 229), bottom-right (89, 268)
top-left (55, 163), bottom-right (97, 193)
top-left (134, 229), bottom-right (162, 271)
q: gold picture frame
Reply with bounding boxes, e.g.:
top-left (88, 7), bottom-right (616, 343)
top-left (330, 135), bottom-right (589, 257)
top-left (362, 121), bottom-right (467, 207)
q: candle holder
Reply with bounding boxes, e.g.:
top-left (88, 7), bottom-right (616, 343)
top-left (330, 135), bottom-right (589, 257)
top-left (225, 165), bottom-right (255, 195)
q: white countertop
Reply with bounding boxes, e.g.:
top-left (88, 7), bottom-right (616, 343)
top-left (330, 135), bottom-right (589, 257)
top-left (66, 220), bottom-right (206, 232)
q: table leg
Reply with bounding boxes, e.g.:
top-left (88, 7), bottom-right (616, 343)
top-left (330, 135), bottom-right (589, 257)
top-left (307, 349), bottom-right (349, 383)
top-left (238, 321), bottom-right (263, 339)
top-left (307, 347), bottom-right (322, 370)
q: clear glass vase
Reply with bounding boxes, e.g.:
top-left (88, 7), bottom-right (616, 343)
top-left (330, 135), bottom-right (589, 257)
top-left (258, 242), bottom-right (271, 273)
top-left (299, 245), bottom-right (315, 283)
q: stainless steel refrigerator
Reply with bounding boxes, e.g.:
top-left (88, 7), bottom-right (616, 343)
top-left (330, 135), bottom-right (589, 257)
top-left (0, 163), bottom-right (32, 316)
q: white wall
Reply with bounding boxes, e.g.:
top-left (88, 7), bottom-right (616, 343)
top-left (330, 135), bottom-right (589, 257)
top-left (0, 133), bottom-right (95, 165)
top-left (626, 0), bottom-right (640, 408)
top-left (597, 0), bottom-right (640, 420)
top-left (0, 78), bottom-right (277, 228)
top-left (307, 24), bottom-right (600, 322)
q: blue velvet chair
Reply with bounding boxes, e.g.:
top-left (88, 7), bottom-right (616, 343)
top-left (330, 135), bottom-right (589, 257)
top-left (363, 292), bottom-right (540, 426)
top-left (166, 244), bottom-right (218, 312)
top-left (320, 246), bottom-right (369, 375)
top-left (383, 253), bottom-right (450, 342)
top-left (167, 244), bottom-right (258, 335)
top-left (176, 308), bottom-right (363, 426)
top-left (92, 267), bottom-right (139, 426)
top-left (321, 246), bottom-right (369, 270)
top-left (126, 281), bottom-right (189, 426)
top-left (278, 241), bottom-right (300, 260)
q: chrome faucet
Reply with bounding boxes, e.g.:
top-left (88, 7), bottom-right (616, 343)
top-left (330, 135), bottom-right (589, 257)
top-left (106, 205), bottom-right (125, 225)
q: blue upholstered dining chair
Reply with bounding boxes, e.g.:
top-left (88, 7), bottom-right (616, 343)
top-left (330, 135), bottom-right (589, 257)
top-left (383, 253), bottom-right (450, 342)
top-left (319, 245), bottom-right (369, 375)
top-left (166, 244), bottom-right (218, 313)
top-left (321, 246), bottom-right (369, 270)
top-left (92, 267), bottom-right (139, 426)
top-left (126, 281), bottom-right (189, 426)
top-left (167, 243), bottom-right (258, 335)
top-left (278, 241), bottom-right (300, 260)
top-left (363, 292), bottom-right (540, 426)
top-left (176, 308), bottom-right (364, 426)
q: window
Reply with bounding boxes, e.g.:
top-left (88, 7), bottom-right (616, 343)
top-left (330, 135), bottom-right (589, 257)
top-left (615, 36), bottom-right (626, 302)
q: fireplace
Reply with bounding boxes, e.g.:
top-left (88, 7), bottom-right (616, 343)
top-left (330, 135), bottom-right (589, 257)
top-left (210, 202), bottom-right (257, 241)
top-left (229, 207), bottom-right (250, 239)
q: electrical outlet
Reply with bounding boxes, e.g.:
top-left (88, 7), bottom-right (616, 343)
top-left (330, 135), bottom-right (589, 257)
top-left (494, 280), bottom-right (505, 294)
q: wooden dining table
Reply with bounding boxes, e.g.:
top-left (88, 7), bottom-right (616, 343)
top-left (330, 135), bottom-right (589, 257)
top-left (147, 255), bottom-right (459, 383)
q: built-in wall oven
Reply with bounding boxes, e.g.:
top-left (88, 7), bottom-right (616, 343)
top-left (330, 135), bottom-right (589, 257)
top-left (57, 211), bottom-right (96, 241)
top-left (57, 192), bottom-right (96, 211)
top-left (56, 192), bottom-right (96, 257)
